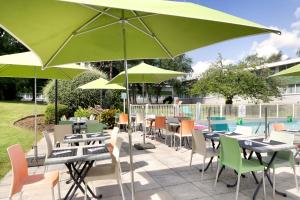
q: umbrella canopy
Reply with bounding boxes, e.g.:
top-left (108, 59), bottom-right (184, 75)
top-left (109, 62), bottom-right (185, 84)
top-left (78, 77), bottom-right (125, 89)
top-left (271, 63), bottom-right (300, 77)
top-left (0, 1), bottom-right (280, 199)
top-left (0, 0), bottom-right (280, 68)
top-left (0, 52), bottom-right (87, 79)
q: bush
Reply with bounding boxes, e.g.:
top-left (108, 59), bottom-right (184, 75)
top-left (45, 104), bottom-right (69, 124)
top-left (100, 109), bottom-right (120, 128)
top-left (74, 107), bottom-right (91, 118)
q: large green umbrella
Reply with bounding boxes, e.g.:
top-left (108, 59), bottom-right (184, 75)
top-left (78, 77), bottom-right (125, 90)
top-left (110, 62), bottom-right (185, 148)
top-left (0, 51), bottom-right (88, 159)
top-left (271, 63), bottom-right (300, 77)
top-left (0, 1), bottom-right (280, 198)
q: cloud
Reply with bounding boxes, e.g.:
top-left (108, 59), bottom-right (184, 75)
top-left (251, 28), bottom-right (300, 58)
top-left (295, 7), bottom-right (300, 19)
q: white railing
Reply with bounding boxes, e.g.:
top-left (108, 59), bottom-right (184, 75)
top-left (130, 103), bottom-right (298, 120)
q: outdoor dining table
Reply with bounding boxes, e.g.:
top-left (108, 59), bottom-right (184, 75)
top-left (63, 132), bottom-right (110, 145)
top-left (203, 131), bottom-right (296, 200)
top-left (44, 144), bottom-right (111, 200)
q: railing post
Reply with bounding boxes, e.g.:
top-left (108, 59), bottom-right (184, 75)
top-left (196, 102), bottom-right (201, 123)
top-left (259, 104), bottom-right (262, 118)
top-left (293, 104), bottom-right (295, 118)
top-left (276, 104), bottom-right (279, 118)
top-left (220, 104), bottom-right (223, 117)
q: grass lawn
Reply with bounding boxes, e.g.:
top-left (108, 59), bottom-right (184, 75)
top-left (0, 101), bottom-right (46, 179)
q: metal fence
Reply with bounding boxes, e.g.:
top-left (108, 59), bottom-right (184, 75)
top-left (130, 103), bottom-right (297, 120)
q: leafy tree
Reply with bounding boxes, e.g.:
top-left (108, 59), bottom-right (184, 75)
top-left (43, 68), bottom-right (123, 113)
top-left (190, 54), bottom-right (284, 104)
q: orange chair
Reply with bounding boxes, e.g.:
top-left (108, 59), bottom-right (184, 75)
top-left (174, 120), bottom-right (194, 149)
top-left (154, 116), bottom-right (166, 139)
top-left (272, 123), bottom-right (286, 131)
top-left (7, 144), bottom-right (61, 200)
top-left (118, 113), bottom-right (128, 131)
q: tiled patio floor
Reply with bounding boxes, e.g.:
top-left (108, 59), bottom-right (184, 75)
top-left (1, 129), bottom-right (299, 200)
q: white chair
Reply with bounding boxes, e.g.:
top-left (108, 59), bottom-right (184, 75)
top-left (133, 112), bottom-right (145, 132)
top-left (84, 136), bottom-right (125, 200)
top-left (190, 131), bottom-right (218, 180)
top-left (54, 125), bottom-right (73, 147)
top-left (263, 131), bottom-right (298, 198)
top-left (234, 125), bottom-right (252, 136)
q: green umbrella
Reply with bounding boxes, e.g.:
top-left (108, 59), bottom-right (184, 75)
top-left (271, 63), bottom-right (300, 77)
top-left (0, 51), bottom-right (88, 159)
top-left (78, 77), bottom-right (125, 90)
top-left (0, 1), bottom-right (280, 198)
top-left (109, 62), bottom-right (185, 84)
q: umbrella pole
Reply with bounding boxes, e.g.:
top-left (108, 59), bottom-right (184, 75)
top-left (122, 17), bottom-right (135, 200)
top-left (142, 83), bottom-right (145, 103)
top-left (34, 66), bottom-right (38, 159)
top-left (55, 79), bottom-right (58, 125)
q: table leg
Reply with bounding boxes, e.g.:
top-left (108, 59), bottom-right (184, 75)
top-left (216, 166), bottom-right (225, 182)
top-left (252, 152), bottom-right (286, 200)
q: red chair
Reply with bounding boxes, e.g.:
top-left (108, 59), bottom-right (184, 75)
top-left (174, 120), bottom-right (194, 149)
top-left (7, 144), bottom-right (61, 200)
top-left (154, 116), bottom-right (166, 139)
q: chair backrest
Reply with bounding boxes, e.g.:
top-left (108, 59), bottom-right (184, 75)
top-left (43, 131), bottom-right (53, 157)
top-left (107, 127), bottom-right (119, 154)
top-left (270, 131), bottom-right (294, 145)
top-left (119, 113), bottom-right (128, 124)
top-left (234, 125), bottom-right (252, 136)
top-left (180, 119), bottom-right (194, 135)
top-left (112, 136), bottom-right (124, 163)
top-left (89, 114), bottom-right (95, 120)
top-left (86, 122), bottom-right (103, 133)
top-left (135, 112), bottom-right (145, 124)
top-left (54, 124), bottom-right (73, 144)
top-left (7, 144), bottom-right (28, 197)
top-left (211, 123), bottom-right (229, 132)
top-left (272, 123), bottom-right (285, 131)
top-left (155, 116), bottom-right (166, 129)
top-left (192, 131), bottom-right (207, 155)
top-left (59, 120), bottom-right (73, 125)
top-left (219, 136), bottom-right (242, 171)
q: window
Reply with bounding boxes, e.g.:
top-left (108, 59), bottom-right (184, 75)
top-left (286, 84), bottom-right (296, 94)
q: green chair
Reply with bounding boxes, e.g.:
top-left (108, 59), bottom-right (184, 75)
top-left (215, 136), bottom-right (266, 200)
top-left (86, 122), bottom-right (105, 133)
top-left (211, 123), bottom-right (229, 132)
top-left (262, 132), bottom-right (298, 198)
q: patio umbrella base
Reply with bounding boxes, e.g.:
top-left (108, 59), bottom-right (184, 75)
top-left (26, 155), bottom-right (45, 167)
top-left (134, 142), bottom-right (155, 150)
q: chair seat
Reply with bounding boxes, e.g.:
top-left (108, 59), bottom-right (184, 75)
top-left (22, 171), bottom-right (59, 191)
top-left (239, 159), bottom-right (265, 173)
top-left (205, 147), bottom-right (219, 157)
top-left (85, 164), bottom-right (116, 182)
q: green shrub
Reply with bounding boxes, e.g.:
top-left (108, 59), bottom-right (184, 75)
top-left (45, 104), bottom-right (69, 124)
top-left (100, 109), bottom-right (120, 128)
top-left (74, 107), bottom-right (91, 118)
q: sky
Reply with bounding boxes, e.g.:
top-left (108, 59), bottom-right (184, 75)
top-left (182, 0), bottom-right (300, 76)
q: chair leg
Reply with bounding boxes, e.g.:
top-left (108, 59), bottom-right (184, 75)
top-left (214, 163), bottom-right (221, 187)
top-left (292, 165), bottom-right (299, 192)
top-left (19, 192), bottom-right (23, 200)
top-left (117, 174), bottom-right (125, 200)
top-left (179, 137), bottom-right (182, 149)
top-left (51, 187), bottom-right (55, 200)
top-left (235, 174), bottom-right (241, 200)
top-left (273, 168), bottom-right (276, 198)
top-left (57, 181), bottom-right (61, 200)
top-left (190, 151), bottom-right (193, 167)
top-left (201, 156), bottom-right (205, 181)
top-left (263, 170), bottom-right (266, 200)
top-left (84, 183), bottom-right (88, 200)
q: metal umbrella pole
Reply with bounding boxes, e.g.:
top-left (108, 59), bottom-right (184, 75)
top-left (122, 16), bottom-right (135, 200)
top-left (33, 66), bottom-right (38, 159)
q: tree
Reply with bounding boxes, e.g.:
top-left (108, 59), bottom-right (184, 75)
top-left (190, 54), bottom-right (284, 104)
